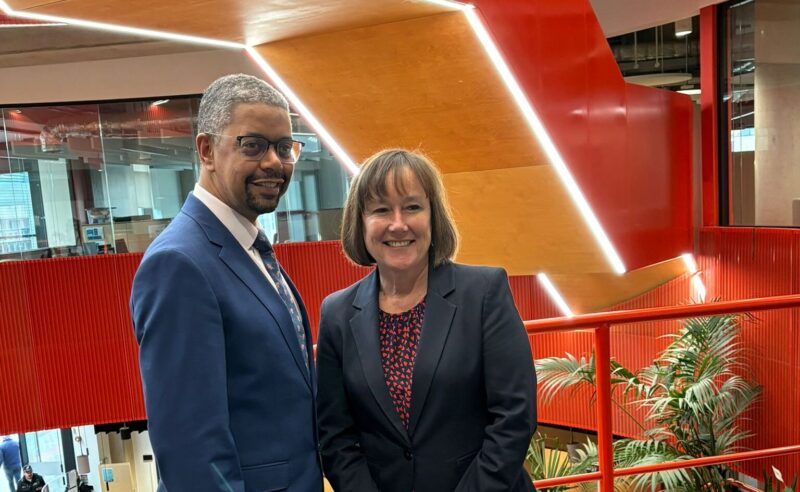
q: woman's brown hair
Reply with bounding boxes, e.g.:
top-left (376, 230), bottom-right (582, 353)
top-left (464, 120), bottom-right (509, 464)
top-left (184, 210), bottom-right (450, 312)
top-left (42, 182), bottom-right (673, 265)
top-left (340, 149), bottom-right (459, 267)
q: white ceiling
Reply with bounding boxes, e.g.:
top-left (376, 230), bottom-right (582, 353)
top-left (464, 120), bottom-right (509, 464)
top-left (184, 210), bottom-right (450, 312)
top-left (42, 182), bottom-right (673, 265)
top-left (589, 0), bottom-right (727, 37)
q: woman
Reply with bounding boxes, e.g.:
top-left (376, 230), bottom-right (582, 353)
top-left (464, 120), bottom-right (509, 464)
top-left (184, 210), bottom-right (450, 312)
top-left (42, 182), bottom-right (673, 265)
top-left (317, 149), bottom-right (537, 492)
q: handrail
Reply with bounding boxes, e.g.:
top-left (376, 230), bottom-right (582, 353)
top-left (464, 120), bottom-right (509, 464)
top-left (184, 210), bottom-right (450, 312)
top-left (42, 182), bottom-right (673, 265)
top-left (524, 294), bottom-right (800, 332)
top-left (526, 294), bottom-right (800, 491)
top-left (534, 445), bottom-right (800, 489)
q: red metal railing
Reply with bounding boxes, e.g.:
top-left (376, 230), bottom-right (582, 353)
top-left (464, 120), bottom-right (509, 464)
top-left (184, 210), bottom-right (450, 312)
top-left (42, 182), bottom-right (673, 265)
top-left (525, 294), bottom-right (800, 491)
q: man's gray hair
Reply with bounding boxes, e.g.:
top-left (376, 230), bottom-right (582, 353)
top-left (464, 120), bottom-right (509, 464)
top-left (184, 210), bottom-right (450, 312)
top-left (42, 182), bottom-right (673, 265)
top-left (197, 74), bottom-right (290, 136)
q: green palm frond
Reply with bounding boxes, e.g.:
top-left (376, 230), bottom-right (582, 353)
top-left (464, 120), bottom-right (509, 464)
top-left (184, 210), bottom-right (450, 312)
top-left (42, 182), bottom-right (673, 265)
top-left (612, 439), bottom-right (696, 492)
top-left (535, 353), bottom-right (596, 405)
top-left (526, 434), bottom-right (596, 492)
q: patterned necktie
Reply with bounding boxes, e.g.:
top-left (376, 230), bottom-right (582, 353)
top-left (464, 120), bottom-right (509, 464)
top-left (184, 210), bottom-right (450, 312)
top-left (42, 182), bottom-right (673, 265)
top-left (253, 231), bottom-right (309, 370)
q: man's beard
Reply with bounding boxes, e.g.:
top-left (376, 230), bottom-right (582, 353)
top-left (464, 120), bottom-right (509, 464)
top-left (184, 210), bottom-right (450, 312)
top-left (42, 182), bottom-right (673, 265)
top-left (245, 172), bottom-right (286, 215)
top-left (246, 184), bottom-right (284, 215)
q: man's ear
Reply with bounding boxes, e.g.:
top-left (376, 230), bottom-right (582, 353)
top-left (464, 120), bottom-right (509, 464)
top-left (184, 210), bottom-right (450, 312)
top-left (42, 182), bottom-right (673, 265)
top-left (196, 133), bottom-right (215, 171)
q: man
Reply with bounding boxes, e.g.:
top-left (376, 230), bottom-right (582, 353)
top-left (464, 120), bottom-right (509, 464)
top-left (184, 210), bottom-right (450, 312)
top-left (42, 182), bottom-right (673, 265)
top-left (1, 437), bottom-right (21, 492)
top-left (131, 74), bottom-right (322, 492)
top-left (15, 465), bottom-right (44, 492)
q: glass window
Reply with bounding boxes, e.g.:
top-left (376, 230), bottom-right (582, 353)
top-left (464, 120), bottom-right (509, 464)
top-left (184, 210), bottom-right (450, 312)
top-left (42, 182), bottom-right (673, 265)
top-left (724, 0), bottom-right (800, 226)
top-left (0, 97), bottom-right (351, 259)
top-left (0, 170), bottom-right (37, 253)
top-left (258, 113), bottom-right (350, 244)
top-left (24, 428), bottom-right (66, 488)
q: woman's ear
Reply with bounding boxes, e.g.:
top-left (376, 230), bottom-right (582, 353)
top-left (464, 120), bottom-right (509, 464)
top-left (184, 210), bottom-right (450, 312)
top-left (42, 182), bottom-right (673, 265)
top-left (196, 133), bottom-right (215, 171)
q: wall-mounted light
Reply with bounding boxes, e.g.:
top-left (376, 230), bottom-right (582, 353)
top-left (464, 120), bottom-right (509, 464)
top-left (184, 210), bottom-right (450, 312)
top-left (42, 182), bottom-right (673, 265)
top-left (151, 99), bottom-right (169, 106)
top-left (674, 18), bottom-right (692, 38)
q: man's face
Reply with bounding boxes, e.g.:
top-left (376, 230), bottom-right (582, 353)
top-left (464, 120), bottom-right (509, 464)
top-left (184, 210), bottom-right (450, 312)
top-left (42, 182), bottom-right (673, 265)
top-left (24, 469), bottom-right (32, 480)
top-left (198, 102), bottom-right (293, 223)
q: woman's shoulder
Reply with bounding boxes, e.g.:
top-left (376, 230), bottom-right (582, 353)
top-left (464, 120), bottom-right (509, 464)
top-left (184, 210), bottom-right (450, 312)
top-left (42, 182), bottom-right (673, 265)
top-left (447, 262), bottom-right (507, 282)
top-left (321, 272), bottom-right (373, 311)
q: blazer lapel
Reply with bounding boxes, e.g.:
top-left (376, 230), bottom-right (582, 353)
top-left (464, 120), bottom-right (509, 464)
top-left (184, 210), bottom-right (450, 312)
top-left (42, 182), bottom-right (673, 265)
top-left (183, 194), bottom-right (311, 388)
top-left (349, 271), bottom-right (411, 445)
top-left (408, 262), bottom-right (456, 436)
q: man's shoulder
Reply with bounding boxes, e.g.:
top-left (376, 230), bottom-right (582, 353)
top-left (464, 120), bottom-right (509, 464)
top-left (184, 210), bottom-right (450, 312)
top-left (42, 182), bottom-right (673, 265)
top-left (143, 212), bottom-right (208, 257)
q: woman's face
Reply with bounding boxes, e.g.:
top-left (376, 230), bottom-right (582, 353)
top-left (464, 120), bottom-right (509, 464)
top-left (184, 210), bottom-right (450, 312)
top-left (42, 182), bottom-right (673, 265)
top-left (362, 168), bottom-right (432, 277)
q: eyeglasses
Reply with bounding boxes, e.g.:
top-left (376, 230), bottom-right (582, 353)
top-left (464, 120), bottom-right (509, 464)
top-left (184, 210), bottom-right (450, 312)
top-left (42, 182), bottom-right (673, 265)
top-left (206, 133), bottom-right (304, 164)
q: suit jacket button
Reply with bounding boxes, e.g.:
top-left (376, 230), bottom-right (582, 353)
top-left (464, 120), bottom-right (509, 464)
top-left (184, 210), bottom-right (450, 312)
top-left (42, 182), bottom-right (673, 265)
top-left (404, 450), bottom-right (413, 460)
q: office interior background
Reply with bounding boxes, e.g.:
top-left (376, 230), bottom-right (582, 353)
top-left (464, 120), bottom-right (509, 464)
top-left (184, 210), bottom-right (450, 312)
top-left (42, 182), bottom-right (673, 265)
top-left (0, 0), bottom-right (798, 490)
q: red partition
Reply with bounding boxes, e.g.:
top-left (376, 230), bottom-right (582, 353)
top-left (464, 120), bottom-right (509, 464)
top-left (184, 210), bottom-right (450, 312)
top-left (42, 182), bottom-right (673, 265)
top-left (0, 242), bottom-right (555, 433)
top-left (3, 228), bottom-right (799, 482)
top-left (470, 0), bottom-right (693, 271)
top-left (0, 254), bottom-right (146, 433)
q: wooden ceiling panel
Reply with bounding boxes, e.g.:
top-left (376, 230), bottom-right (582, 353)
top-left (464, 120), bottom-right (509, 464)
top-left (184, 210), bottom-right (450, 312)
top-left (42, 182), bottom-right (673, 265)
top-left (5, 0), bottom-right (454, 45)
top-left (445, 166), bottom-right (612, 276)
top-left (548, 257), bottom-right (687, 314)
top-left (255, 12), bottom-right (549, 173)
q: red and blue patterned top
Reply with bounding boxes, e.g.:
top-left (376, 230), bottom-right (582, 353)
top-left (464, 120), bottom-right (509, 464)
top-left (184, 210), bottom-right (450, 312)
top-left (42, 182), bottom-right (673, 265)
top-left (378, 300), bottom-right (426, 429)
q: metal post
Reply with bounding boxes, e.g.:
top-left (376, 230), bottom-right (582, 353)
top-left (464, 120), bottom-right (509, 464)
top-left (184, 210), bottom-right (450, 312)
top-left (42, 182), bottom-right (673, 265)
top-left (594, 323), bottom-right (614, 492)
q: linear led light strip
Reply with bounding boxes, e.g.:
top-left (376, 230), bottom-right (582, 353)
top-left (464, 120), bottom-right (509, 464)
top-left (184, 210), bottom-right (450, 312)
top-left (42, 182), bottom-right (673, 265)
top-left (243, 47), bottom-right (357, 174)
top-left (681, 253), bottom-right (707, 303)
top-left (463, 5), bottom-right (627, 275)
top-left (428, 1), bottom-right (626, 274)
top-left (1, 0), bottom-right (626, 275)
top-left (0, 0), bottom-right (357, 175)
top-left (537, 273), bottom-right (574, 317)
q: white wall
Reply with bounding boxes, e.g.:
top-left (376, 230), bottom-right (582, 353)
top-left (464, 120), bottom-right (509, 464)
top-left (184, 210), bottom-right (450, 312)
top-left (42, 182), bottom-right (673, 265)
top-left (131, 431), bottom-right (158, 492)
top-left (94, 430), bottom-right (158, 492)
top-left (0, 49), bottom-right (260, 105)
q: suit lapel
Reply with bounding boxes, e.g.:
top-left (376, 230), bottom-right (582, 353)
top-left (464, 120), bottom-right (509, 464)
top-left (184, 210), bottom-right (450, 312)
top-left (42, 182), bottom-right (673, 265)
top-left (408, 263), bottom-right (456, 436)
top-left (183, 194), bottom-right (311, 389)
top-left (349, 271), bottom-right (411, 445)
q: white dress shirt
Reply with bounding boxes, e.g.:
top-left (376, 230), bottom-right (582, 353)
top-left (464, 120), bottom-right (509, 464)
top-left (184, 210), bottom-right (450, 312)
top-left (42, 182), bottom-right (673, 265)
top-left (192, 183), bottom-right (300, 313)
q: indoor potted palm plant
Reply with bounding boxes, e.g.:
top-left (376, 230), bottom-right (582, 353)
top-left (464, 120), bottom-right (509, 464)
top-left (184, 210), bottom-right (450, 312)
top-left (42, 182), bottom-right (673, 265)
top-left (533, 312), bottom-right (761, 491)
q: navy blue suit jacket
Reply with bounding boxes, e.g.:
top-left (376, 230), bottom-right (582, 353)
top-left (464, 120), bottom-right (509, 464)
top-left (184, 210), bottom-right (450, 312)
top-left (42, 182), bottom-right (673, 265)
top-left (131, 193), bottom-right (322, 492)
top-left (317, 262), bottom-right (537, 492)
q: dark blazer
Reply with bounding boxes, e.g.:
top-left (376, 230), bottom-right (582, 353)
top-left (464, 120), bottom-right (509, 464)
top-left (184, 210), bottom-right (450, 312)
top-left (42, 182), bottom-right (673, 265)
top-left (130, 193), bottom-right (322, 492)
top-left (317, 262), bottom-right (537, 492)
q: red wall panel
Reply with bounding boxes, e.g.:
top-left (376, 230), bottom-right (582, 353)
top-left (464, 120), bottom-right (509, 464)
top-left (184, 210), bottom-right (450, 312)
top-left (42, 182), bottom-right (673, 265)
top-left (468, 0), bottom-right (693, 271)
top-left (0, 255), bottom-right (145, 434)
top-left (698, 227), bottom-right (800, 479)
top-left (272, 241), bottom-right (371, 340)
